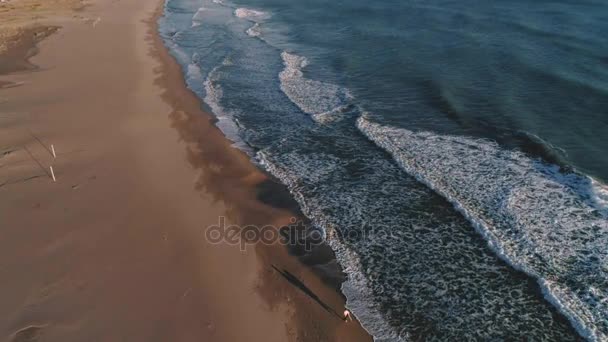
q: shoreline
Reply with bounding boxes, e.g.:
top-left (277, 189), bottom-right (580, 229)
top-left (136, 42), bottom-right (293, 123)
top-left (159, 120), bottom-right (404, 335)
top-left (0, 0), bottom-right (372, 340)
top-left (149, 2), bottom-right (373, 340)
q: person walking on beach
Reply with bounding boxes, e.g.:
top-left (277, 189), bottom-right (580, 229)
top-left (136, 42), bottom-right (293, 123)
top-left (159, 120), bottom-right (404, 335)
top-left (343, 309), bottom-right (353, 322)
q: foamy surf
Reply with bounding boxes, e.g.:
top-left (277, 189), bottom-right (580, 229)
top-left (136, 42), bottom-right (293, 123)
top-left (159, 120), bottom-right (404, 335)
top-left (256, 150), bottom-right (404, 341)
top-left (255, 137), bottom-right (576, 340)
top-left (591, 177), bottom-right (608, 209)
top-left (203, 59), bottom-right (251, 152)
top-left (329, 233), bottom-right (407, 342)
top-left (279, 52), bottom-right (353, 124)
top-left (159, 0), bottom-right (604, 339)
top-left (191, 7), bottom-right (206, 27)
top-left (234, 7), bottom-right (270, 40)
top-left (185, 61), bottom-right (203, 93)
top-left (357, 115), bottom-right (608, 341)
top-left (234, 8), bottom-right (270, 21)
top-left (246, 23), bottom-right (262, 38)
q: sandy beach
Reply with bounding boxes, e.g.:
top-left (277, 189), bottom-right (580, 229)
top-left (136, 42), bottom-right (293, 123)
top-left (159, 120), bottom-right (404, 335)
top-left (0, 0), bottom-right (372, 341)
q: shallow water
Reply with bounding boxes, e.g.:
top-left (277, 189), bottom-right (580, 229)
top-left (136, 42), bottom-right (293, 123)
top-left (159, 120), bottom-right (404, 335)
top-left (159, 0), bottom-right (608, 339)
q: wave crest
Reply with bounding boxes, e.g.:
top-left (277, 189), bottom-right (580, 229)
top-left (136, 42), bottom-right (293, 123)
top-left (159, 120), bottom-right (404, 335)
top-left (357, 115), bottom-right (608, 341)
top-left (279, 52), bottom-right (353, 124)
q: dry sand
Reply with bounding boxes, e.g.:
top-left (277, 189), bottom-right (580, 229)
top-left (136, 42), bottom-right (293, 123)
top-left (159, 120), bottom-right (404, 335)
top-left (0, 0), bottom-right (373, 341)
top-left (0, 0), bottom-right (87, 74)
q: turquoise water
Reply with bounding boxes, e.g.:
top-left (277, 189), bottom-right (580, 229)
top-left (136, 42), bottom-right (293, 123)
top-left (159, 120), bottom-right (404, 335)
top-left (160, 0), bottom-right (608, 340)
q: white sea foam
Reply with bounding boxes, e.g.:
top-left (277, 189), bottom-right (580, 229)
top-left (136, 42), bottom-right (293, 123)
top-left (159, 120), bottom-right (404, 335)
top-left (203, 65), bottom-right (223, 114)
top-left (203, 59), bottom-right (250, 152)
top-left (256, 150), bottom-right (403, 340)
top-left (246, 23), bottom-right (262, 37)
top-left (161, 3), bottom-right (603, 336)
top-left (186, 62), bottom-right (203, 86)
top-left (279, 52), bottom-right (353, 124)
top-left (234, 8), bottom-right (270, 21)
top-left (191, 7), bottom-right (207, 27)
top-left (357, 115), bottom-right (608, 341)
top-left (591, 177), bottom-right (608, 208)
top-left (256, 123), bottom-right (586, 340)
top-left (329, 233), bottom-right (407, 342)
top-left (183, 55), bottom-right (207, 98)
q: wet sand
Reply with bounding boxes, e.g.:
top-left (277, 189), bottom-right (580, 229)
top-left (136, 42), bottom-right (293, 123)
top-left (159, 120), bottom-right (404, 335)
top-left (0, 0), bottom-right (373, 341)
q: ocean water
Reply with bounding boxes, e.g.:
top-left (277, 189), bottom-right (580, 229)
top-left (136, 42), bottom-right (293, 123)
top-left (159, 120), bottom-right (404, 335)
top-left (158, 0), bottom-right (608, 340)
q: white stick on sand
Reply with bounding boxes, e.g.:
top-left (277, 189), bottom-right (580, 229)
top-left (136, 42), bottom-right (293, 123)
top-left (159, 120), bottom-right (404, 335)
top-left (51, 144), bottom-right (56, 158)
top-left (50, 166), bottom-right (56, 182)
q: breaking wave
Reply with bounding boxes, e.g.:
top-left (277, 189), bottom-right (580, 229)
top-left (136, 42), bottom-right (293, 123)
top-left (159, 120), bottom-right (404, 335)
top-left (279, 52), bottom-right (353, 124)
top-left (159, 1), bottom-right (606, 339)
top-left (357, 115), bottom-right (608, 341)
